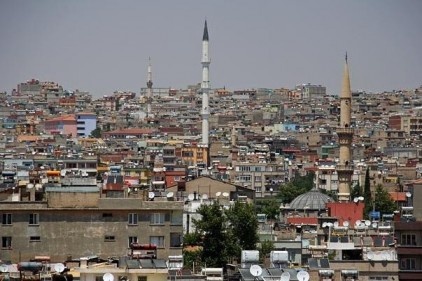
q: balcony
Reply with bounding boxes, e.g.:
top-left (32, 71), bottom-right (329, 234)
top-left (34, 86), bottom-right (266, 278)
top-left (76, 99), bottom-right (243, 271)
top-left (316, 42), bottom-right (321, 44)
top-left (336, 128), bottom-right (354, 135)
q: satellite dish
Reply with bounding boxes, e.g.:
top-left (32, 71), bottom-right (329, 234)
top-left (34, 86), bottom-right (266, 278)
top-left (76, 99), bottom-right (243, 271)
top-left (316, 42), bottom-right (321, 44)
top-left (343, 221), bottom-right (350, 227)
top-left (27, 183), bottom-right (34, 189)
top-left (148, 192), bottom-right (155, 199)
top-left (322, 222), bottom-right (327, 228)
top-left (202, 194), bottom-right (208, 200)
top-left (280, 272), bottom-right (290, 281)
top-left (406, 192), bottom-right (412, 198)
top-left (54, 263), bottom-right (65, 273)
top-left (216, 192), bottom-right (221, 197)
top-left (0, 265), bottom-right (8, 273)
top-left (358, 196), bottom-right (364, 201)
top-left (355, 220), bottom-right (361, 227)
top-left (372, 222), bottom-right (378, 228)
top-left (222, 192), bottom-right (229, 198)
top-left (60, 170), bottom-right (66, 177)
top-left (249, 265), bottom-right (263, 277)
top-left (188, 193), bottom-right (195, 201)
top-left (166, 192), bottom-right (174, 198)
top-left (353, 197), bottom-right (359, 203)
top-left (367, 252), bottom-right (374, 260)
top-left (35, 184), bottom-right (42, 190)
top-left (296, 271), bottom-right (310, 281)
top-left (103, 273), bottom-right (114, 281)
top-left (365, 220), bottom-right (371, 226)
top-left (333, 221), bottom-right (339, 228)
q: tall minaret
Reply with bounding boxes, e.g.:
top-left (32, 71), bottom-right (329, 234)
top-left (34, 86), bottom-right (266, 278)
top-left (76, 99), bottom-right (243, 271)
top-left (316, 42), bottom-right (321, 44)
top-left (336, 53), bottom-right (354, 202)
top-left (201, 20), bottom-right (210, 147)
top-left (146, 57), bottom-right (153, 118)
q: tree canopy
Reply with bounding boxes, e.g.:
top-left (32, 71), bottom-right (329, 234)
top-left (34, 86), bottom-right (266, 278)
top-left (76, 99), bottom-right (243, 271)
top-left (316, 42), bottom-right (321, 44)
top-left (185, 201), bottom-right (259, 268)
top-left (277, 172), bottom-right (315, 204)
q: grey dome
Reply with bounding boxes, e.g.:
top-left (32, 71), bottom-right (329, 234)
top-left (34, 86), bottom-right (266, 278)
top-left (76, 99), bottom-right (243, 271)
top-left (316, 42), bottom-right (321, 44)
top-left (289, 190), bottom-right (332, 210)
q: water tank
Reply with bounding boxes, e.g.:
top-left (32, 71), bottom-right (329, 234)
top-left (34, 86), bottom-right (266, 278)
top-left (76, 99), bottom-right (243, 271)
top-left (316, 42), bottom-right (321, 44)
top-left (241, 250), bottom-right (260, 263)
top-left (270, 251), bottom-right (289, 263)
top-left (18, 262), bottom-right (43, 272)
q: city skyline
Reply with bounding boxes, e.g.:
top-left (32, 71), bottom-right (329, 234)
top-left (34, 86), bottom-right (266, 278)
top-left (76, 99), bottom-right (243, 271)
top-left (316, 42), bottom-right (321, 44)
top-left (0, 0), bottom-right (421, 97)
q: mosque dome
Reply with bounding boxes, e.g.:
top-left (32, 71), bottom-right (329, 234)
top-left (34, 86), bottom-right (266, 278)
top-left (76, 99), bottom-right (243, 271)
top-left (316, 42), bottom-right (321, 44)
top-left (288, 189), bottom-right (332, 210)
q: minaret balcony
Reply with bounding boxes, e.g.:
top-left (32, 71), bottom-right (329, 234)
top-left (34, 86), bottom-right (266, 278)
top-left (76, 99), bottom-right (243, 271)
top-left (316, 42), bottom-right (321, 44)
top-left (336, 128), bottom-right (354, 135)
top-left (336, 165), bottom-right (354, 173)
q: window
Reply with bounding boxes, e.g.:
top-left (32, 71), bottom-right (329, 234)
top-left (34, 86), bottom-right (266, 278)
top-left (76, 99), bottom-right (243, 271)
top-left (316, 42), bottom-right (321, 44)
top-left (150, 213), bottom-right (164, 225)
top-left (138, 277), bottom-right (147, 281)
top-left (2, 214), bottom-right (12, 225)
top-left (128, 213), bottom-right (138, 225)
top-left (400, 258), bottom-right (416, 270)
top-left (104, 235), bottom-right (115, 242)
top-left (1, 237), bottom-right (11, 248)
top-left (170, 233), bottom-right (182, 248)
top-left (29, 213), bottom-right (39, 225)
top-left (128, 236), bottom-right (138, 247)
top-left (401, 233), bottom-right (416, 246)
top-left (150, 236), bottom-right (164, 248)
top-left (102, 213), bottom-right (113, 218)
top-left (170, 211), bottom-right (183, 225)
top-left (30, 236), bottom-right (41, 242)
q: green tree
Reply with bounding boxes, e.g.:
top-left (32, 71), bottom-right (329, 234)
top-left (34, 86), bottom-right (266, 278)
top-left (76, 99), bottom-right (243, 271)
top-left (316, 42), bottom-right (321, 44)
top-left (373, 185), bottom-right (396, 215)
top-left (277, 172), bottom-right (315, 204)
top-left (188, 201), bottom-right (260, 268)
top-left (363, 167), bottom-right (372, 218)
top-left (90, 127), bottom-right (102, 138)
top-left (350, 183), bottom-right (362, 199)
top-left (258, 240), bottom-right (274, 263)
top-left (255, 199), bottom-right (280, 220)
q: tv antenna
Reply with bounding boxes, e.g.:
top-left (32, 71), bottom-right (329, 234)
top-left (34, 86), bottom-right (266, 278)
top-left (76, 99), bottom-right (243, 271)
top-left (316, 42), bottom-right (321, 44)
top-left (249, 265), bottom-right (263, 279)
top-left (103, 273), bottom-right (114, 281)
top-left (280, 272), bottom-right (290, 281)
top-left (54, 263), bottom-right (65, 274)
top-left (296, 271), bottom-right (310, 281)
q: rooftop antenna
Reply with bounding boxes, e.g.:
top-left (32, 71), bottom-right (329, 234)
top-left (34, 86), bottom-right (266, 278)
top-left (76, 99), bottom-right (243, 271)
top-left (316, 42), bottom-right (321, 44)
top-left (103, 273), bottom-right (114, 281)
top-left (249, 265), bottom-right (263, 279)
top-left (296, 271), bottom-right (310, 281)
top-left (54, 263), bottom-right (65, 274)
top-left (280, 272), bottom-right (290, 281)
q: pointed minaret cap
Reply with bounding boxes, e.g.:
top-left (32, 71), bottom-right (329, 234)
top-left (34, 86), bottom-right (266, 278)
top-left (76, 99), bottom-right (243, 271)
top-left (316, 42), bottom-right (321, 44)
top-left (341, 52), bottom-right (351, 98)
top-left (203, 20), bottom-right (209, 41)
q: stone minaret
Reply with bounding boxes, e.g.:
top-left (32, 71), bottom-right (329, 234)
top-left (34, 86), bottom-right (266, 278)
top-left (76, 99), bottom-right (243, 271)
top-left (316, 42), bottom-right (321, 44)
top-left (201, 20), bottom-right (210, 147)
top-left (337, 54), bottom-right (354, 202)
top-left (146, 57), bottom-right (153, 118)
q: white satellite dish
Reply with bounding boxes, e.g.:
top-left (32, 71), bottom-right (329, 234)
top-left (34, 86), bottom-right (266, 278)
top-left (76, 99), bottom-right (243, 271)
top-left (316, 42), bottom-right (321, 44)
top-left (365, 220), bottom-right (371, 226)
top-left (148, 192), bottom-right (155, 199)
top-left (322, 222), bottom-right (327, 228)
top-left (222, 192), bottom-right (229, 198)
top-left (333, 221), bottom-right (339, 228)
top-left (249, 265), bottom-right (263, 277)
top-left (188, 193), bottom-right (195, 201)
top-left (202, 194), bottom-right (209, 200)
top-left (280, 272), bottom-right (290, 281)
top-left (343, 221), bottom-right (350, 227)
top-left (405, 192), bottom-right (412, 198)
top-left (0, 265), bottom-right (8, 273)
top-left (166, 192), bottom-right (174, 198)
top-left (27, 183), bottom-right (34, 189)
top-left (367, 252), bottom-right (374, 260)
top-left (355, 220), bottom-right (361, 227)
top-left (216, 192), bottom-right (222, 197)
top-left (358, 196), bottom-right (364, 201)
top-left (372, 222), bottom-right (378, 228)
top-left (353, 197), bottom-right (359, 203)
top-left (60, 170), bottom-right (66, 177)
top-left (103, 273), bottom-right (114, 281)
top-left (296, 271), bottom-right (310, 281)
top-left (35, 184), bottom-right (42, 190)
top-left (54, 263), bottom-right (65, 273)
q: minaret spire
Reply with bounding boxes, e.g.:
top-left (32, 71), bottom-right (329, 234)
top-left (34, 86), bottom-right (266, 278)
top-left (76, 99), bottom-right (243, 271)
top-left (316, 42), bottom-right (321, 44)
top-left (203, 20), bottom-right (209, 41)
top-left (337, 53), bottom-right (354, 202)
top-left (146, 57), bottom-right (153, 118)
top-left (201, 20), bottom-right (210, 147)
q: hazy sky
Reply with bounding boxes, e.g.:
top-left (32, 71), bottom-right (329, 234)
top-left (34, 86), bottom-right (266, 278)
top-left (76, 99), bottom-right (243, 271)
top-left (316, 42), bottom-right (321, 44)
top-left (0, 1), bottom-right (421, 97)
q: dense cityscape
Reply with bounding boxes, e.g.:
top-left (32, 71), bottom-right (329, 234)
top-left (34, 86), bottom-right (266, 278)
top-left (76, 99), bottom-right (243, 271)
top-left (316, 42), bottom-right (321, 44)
top-left (0, 19), bottom-right (421, 281)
